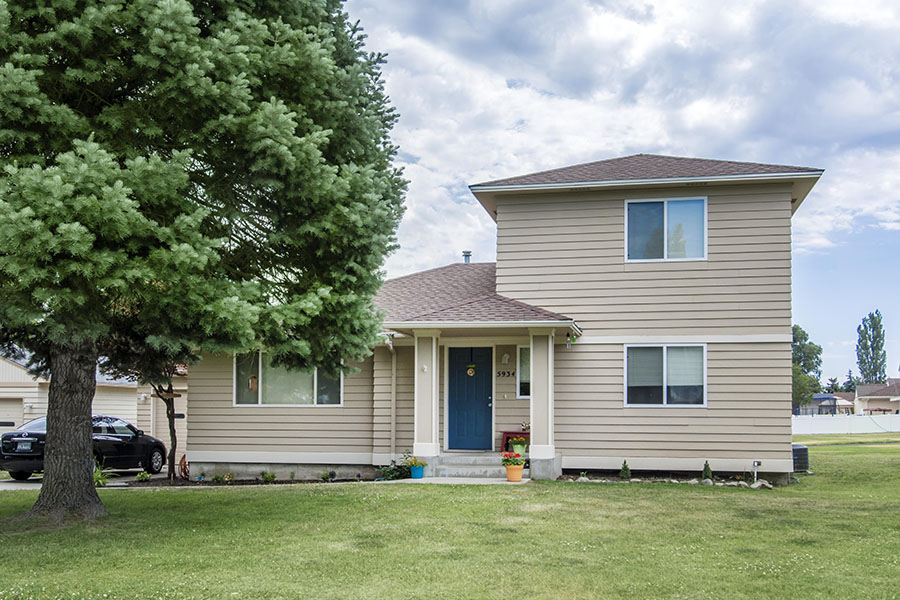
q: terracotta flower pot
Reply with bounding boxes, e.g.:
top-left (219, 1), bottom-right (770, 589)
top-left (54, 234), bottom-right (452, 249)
top-left (505, 464), bottom-right (524, 482)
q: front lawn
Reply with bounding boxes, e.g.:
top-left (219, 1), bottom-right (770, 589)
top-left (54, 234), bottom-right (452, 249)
top-left (793, 432), bottom-right (900, 445)
top-left (3, 443), bottom-right (899, 600)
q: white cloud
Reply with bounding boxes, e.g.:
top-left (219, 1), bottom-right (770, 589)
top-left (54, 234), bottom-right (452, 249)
top-left (346, 0), bottom-right (900, 276)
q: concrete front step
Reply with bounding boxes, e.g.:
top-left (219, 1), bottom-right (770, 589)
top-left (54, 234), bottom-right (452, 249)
top-left (438, 453), bottom-right (508, 466)
top-left (433, 464), bottom-right (530, 479)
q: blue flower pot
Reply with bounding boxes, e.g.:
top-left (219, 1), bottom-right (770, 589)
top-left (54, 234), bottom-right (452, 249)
top-left (410, 465), bottom-right (424, 479)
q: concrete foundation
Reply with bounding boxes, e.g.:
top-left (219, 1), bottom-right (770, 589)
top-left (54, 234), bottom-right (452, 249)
top-left (529, 453), bottom-right (562, 480)
top-left (189, 462), bottom-right (379, 481)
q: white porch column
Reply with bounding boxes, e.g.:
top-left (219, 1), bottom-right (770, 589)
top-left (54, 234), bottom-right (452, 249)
top-left (529, 328), bottom-right (555, 460)
top-left (413, 329), bottom-right (441, 457)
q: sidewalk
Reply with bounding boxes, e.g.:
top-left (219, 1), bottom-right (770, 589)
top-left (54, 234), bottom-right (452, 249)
top-left (0, 470), bottom-right (169, 491)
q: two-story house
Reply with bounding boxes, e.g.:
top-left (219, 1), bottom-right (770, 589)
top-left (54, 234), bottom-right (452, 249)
top-left (185, 154), bottom-right (822, 482)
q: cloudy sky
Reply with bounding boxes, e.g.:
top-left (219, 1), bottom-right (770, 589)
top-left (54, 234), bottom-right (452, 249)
top-left (345, 0), bottom-right (900, 383)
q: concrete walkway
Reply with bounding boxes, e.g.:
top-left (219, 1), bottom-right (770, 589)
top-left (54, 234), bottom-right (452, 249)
top-left (0, 470), bottom-right (169, 491)
top-left (382, 477), bottom-right (531, 485)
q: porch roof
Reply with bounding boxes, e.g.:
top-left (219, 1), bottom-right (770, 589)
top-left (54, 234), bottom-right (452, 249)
top-left (376, 262), bottom-right (580, 336)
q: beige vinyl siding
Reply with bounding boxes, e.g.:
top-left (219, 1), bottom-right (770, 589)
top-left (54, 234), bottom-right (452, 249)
top-left (136, 387), bottom-right (152, 433)
top-left (0, 398), bottom-right (24, 429)
top-left (493, 344), bottom-right (527, 449)
top-left (0, 357), bottom-right (43, 383)
top-left (372, 346), bottom-right (415, 460)
top-left (859, 398), bottom-right (897, 413)
top-left (0, 386), bottom-right (40, 425)
top-left (1, 384), bottom-right (135, 425)
top-left (91, 386), bottom-right (139, 423)
top-left (137, 382), bottom-right (189, 453)
top-left (495, 183), bottom-right (793, 336)
top-left (187, 353), bottom-right (375, 454)
top-left (554, 342), bottom-right (792, 461)
top-left (154, 396), bottom-right (188, 456)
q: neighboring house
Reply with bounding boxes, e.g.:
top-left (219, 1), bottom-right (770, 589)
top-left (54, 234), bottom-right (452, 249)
top-left (854, 379), bottom-right (900, 414)
top-left (802, 392), bottom-right (854, 415)
top-left (0, 356), bottom-right (138, 430)
top-left (186, 153), bottom-right (822, 482)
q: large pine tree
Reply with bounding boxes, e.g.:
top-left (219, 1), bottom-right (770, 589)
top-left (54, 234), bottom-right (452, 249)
top-left (0, 0), bottom-right (405, 521)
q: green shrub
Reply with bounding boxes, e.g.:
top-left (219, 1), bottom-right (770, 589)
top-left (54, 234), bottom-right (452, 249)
top-left (93, 461), bottom-right (112, 487)
top-left (135, 471), bottom-right (152, 482)
top-left (211, 474), bottom-right (225, 484)
top-left (701, 460), bottom-right (713, 480)
top-left (376, 457), bottom-right (411, 480)
top-left (619, 460), bottom-right (631, 479)
top-left (260, 471), bottom-right (277, 484)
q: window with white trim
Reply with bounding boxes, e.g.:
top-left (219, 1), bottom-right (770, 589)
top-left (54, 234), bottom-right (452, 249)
top-left (627, 198), bottom-right (706, 260)
top-left (234, 352), bottom-right (342, 406)
top-left (626, 345), bottom-right (705, 406)
top-left (517, 345), bottom-right (530, 398)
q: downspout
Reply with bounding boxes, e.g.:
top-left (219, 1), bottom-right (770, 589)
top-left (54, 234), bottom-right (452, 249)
top-left (388, 334), bottom-right (397, 459)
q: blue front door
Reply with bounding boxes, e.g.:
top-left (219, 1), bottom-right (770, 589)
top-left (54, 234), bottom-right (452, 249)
top-left (448, 347), bottom-right (492, 450)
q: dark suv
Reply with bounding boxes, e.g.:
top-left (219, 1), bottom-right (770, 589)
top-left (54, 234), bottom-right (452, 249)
top-left (1, 415), bottom-right (166, 481)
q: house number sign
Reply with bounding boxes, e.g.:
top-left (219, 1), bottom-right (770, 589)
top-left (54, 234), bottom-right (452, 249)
top-left (496, 370), bottom-right (515, 377)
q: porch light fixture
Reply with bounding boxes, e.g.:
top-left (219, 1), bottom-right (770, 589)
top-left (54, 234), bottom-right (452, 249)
top-left (501, 353), bottom-right (510, 365)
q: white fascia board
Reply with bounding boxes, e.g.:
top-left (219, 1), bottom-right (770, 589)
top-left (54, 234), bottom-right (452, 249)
top-left (469, 171), bottom-right (823, 194)
top-left (383, 320), bottom-right (581, 333)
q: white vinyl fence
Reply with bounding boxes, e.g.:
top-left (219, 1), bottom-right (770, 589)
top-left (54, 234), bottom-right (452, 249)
top-left (792, 414), bottom-right (900, 435)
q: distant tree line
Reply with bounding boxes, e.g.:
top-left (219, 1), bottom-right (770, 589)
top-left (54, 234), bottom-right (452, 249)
top-left (793, 309), bottom-right (890, 407)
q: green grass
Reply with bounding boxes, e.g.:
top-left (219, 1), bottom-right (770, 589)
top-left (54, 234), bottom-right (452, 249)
top-left (2, 444), bottom-right (899, 600)
top-left (794, 432), bottom-right (900, 445)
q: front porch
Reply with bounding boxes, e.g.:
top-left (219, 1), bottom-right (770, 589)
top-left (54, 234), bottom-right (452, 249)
top-left (379, 321), bottom-right (578, 480)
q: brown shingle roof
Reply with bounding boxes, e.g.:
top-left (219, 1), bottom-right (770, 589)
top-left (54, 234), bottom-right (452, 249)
top-left (472, 154), bottom-right (822, 188)
top-left (375, 263), bottom-right (496, 322)
top-left (857, 379), bottom-right (900, 398)
top-left (375, 262), bottom-right (574, 324)
top-left (408, 293), bottom-right (572, 322)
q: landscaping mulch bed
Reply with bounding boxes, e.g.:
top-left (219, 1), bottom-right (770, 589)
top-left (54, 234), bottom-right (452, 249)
top-left (127, 477), bottom-right (371, 488)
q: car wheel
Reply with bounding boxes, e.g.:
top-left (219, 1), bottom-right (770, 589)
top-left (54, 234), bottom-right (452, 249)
top-left (146, 447), bottom-right (164, 474)
top-left (8, 471), bottom-right (32, 481)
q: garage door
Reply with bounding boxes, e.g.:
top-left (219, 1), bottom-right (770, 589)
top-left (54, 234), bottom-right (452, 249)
top-left (0, 398), bottom-right (23, 430)
top-left (153, 395), bottom-right (188, 457)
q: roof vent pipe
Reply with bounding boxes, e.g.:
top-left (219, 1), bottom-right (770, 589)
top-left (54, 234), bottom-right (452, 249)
top-left (462, 250), bottom-right (472, 263)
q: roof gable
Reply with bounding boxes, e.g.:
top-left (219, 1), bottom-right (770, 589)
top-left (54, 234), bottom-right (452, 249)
top-left (472, 154), bottom-right (822, 188)
top-left (470, 153), bottom-right (823, 222)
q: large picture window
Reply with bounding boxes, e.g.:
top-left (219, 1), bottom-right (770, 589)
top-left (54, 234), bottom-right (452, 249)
top-left (626, 198), bottom-right (706, 260)
top-left (234, 352), bottom-right (343, 406)
top-left (625, 345), bottom-right (705, 406)
top-left (517, 345), bottom-right (530, 398)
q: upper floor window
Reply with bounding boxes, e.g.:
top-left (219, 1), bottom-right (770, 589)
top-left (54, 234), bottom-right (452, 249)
top-left (626, 198), bottom-right (706, 261)
top-left (234, 351), bottom-right (342, 406)
top-left (625, 345), bottom-right (706, 406)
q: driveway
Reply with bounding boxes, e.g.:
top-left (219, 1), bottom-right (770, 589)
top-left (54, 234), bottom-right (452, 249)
top-left (0, 470), bottom-right (169, 491)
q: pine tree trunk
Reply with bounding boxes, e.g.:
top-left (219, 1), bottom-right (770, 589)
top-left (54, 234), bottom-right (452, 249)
top-left (28, 343), bottom-right (107, 522)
